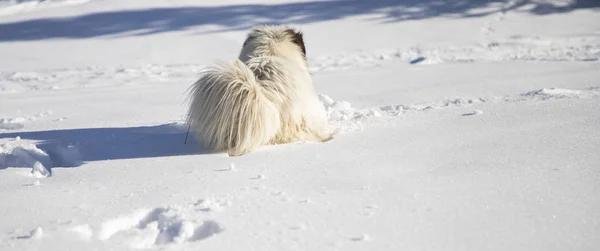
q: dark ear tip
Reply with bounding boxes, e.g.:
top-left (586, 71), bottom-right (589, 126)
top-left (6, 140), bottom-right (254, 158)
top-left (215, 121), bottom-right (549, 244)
top-left (288, 28), bottom-right (307, 56)
top-left (288, 28), bottom-right (302, 35)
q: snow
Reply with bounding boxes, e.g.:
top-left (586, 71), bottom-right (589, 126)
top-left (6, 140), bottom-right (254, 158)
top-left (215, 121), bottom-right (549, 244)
top-left (0, 0), bottom-right (91, 17)
top-left (94, 206), bottom-right (223, 248)
top-left (0, 117), bottom-right (25, 130)
top-left (1, 0), bottom-right (599, 250)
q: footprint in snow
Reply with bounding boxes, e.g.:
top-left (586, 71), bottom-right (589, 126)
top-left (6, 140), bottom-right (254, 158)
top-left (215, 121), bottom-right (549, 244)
top-left (64, 206), bottom-right (224, 249)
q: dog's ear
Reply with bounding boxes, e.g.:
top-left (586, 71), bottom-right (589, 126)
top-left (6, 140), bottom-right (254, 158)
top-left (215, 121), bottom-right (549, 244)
top-left (243, 35), bottom-right (251, 47)
top-left (244, 26), bottom-right (264, 47)
top-left (243, 32), bottom-right (257, 47)
top-left (285, 28), bottom-right (306, 57)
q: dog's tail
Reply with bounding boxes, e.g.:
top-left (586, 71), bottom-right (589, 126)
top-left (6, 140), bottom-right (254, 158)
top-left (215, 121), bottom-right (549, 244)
top-left (186, 59), bottom-right (281, 156)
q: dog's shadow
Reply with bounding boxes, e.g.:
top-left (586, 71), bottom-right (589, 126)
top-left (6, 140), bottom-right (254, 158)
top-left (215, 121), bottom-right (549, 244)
top-left (1, 122), bottom-right (212, 168)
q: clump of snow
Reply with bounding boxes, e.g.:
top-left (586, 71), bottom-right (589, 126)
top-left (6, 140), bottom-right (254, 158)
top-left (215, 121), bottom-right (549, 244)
top-left (323, 97), bottom-right (356, 121)
top-left (0, 140), bottom-right (82, 174)
top-left (318, 95), bottom-right (335, 106)
top-left (215, 163), bottom-right (237, 172)
top-left (0, 117), bottom-right (26, 130)
top-left (29, 227), bottom-right (44, 239)
top-left (97, 209), bottom-right (150, 241)
top-left (319, 95), bottom-right (388, 125)
top-left (96, 206), bottom-right (223, 248)
top-left (0, 142), bottom-right (52, 173)
top-left (31, 161), bottom-right (51, 178)
top-left (67, 224), bottom-right (93, 240)
top-left (320, 94), bottom-right (365, 121)
top-left (194, 198), bottom-right (230, 212)
top-left (319, 94), bottom-right (372, 133)
top-left (367, 109), bottom-right (382, 117)
top-left (228, 163), bottom-right (236, 171)
top-left (351, 234), bottom-right (371, 242)
top-left (380, 105), bottom-right (405, 115)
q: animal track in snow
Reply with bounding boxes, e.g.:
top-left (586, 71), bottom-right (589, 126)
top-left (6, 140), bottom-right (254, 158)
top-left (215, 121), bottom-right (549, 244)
top-left (518, 88), bottom-right (590, 100)
top-left (0, 64), bottom-right (206, 93)
top-left (2, 40), bottom-right (597, 94)
top-left (94, 206), bottom-right (223, 249)
top-left (320, 87), bottom-right (600, 131)
top-left (15, 201), bottom-right (225, 248)
top-left (309, 38), bottom-right (599, 71)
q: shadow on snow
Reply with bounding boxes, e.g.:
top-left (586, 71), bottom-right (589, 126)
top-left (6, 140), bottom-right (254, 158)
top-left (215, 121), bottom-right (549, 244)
top-left (0, 0), bottom-right (598, 41)
top-left (0, 122), bottom-right (210, 169)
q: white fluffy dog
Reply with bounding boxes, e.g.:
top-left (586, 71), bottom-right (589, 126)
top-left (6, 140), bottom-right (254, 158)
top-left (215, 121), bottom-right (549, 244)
top-left (185, 25), bottom-right (333, 156)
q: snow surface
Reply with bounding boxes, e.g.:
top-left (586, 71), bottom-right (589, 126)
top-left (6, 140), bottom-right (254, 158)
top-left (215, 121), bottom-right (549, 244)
top-left (1, 0), bottom-right (599, 250)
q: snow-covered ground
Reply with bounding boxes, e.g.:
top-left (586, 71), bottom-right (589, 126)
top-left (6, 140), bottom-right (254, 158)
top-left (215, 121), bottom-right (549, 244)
top-left (1, 0), bottom-right (599, 250)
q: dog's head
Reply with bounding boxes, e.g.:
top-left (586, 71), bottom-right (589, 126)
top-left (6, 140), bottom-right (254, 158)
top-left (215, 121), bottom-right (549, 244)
top-left (239, 25), bottom-right (307, 67)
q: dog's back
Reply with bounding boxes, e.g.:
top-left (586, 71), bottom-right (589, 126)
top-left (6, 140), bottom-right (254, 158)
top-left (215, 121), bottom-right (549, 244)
top-left (186, 25), bottom-right (332, 156)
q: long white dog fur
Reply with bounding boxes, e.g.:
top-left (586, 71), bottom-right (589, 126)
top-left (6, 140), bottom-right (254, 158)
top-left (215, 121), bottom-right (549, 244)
top-left (185, 25), bottom-right (333, 156)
